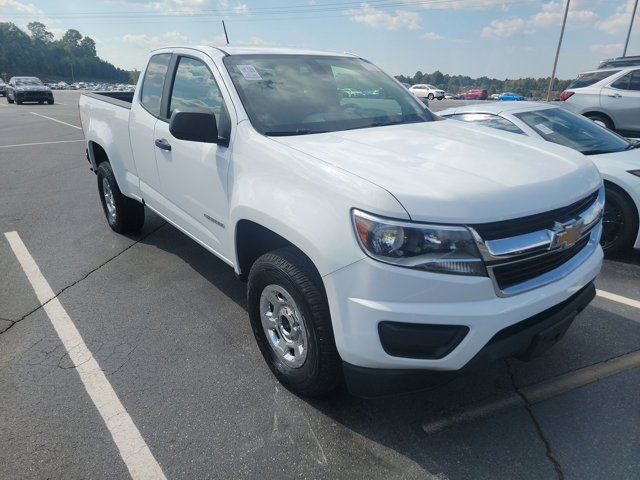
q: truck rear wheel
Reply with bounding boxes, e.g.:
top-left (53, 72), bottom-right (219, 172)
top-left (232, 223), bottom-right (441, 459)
top-left (247, 247), bottom-right (341, 397)
top-left (96, 161), bottom-right (145, 233)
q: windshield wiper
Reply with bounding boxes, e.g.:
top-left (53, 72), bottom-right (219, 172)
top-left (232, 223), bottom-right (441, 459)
top-left (581, 149), bottom-right (613, 155)
top-left (265, 129), bottom-right (321, 136)
top-left (625, 141), bottom-right (640, 150)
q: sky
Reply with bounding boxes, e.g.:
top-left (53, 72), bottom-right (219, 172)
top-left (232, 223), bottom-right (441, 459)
top-left (0, 0), bottom-right (639, 79)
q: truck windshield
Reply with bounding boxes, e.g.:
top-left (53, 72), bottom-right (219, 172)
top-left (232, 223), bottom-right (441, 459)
top-left (223, 55), bottom-right (433, 136)
top-left (513, 107), bottom-right (633, 155)
top-left (16, 78), bottom-right (43, 86)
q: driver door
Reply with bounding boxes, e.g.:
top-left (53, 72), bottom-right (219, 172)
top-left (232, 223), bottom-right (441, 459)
top-left (153, 54), bottom-right (234, 262)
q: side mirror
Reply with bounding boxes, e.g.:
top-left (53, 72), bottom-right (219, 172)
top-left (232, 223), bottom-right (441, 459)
top-left (169, 108), bottom-right (218, 143)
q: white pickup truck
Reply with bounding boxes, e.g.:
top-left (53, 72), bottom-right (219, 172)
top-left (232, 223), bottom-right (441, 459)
top-left (79, 46), bottom-right (604, 397)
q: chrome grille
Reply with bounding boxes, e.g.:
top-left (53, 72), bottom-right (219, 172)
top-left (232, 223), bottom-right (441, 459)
top-left (471, 190), bottom-right (599, 240)
top-left (470, 186), bottom-right (604, 297)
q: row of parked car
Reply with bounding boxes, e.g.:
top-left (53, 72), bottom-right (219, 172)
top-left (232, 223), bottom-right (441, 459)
top-left (48, 81), bottom-right (136, 91)
top-left (0, 76), bottom-right (137, 105)
top-left (406, 84), bottom-right (525, 102)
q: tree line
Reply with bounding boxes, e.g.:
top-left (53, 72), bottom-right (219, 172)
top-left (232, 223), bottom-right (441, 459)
top-left (0, 22), bottom-right (133, 83)
top-left (395, 71), bottom-right (572, 99)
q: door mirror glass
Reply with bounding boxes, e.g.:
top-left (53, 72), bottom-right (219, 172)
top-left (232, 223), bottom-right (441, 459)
top-left (169, 108), bottom-right (218, 143)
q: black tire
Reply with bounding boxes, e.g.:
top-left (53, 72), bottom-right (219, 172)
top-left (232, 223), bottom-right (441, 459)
top-left (96, 161), bottom-right (145, 233)
top-left (247, 247), bottom-right (341, 397)
top-left (427, 93), bottom-right (435, 100)
top-left (601, 184), bottom-right (638, 254)
top-left (586, 113), bottom-right (614, 130)
top-left (47, 99), bottom-right (54, 105)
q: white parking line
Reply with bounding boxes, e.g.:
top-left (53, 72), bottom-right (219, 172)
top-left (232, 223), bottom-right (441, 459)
top-left (29, 111), bottom-right (81, 130)
top-left (0, 139), bottom-right (84, 149)
top-left (597, 289), bottom-right (640, 310)
top-left (423, 349), bottom-right (640, 434)
top-left (4, 231), bottom-right (167, 480)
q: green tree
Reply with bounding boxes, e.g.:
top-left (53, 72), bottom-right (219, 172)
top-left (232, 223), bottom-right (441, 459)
top-left (27, 21), bottom-right (53, 43)
top-left (62, 29), bottom-right (82, 49)
top-left (79, 37), bottom-right (96, 57)
top-left (0, 21), bottom-right (133, 83)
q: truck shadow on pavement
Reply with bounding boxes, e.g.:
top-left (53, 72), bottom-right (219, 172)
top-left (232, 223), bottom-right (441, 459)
top-left (137, 218), bottom-right (639, 480)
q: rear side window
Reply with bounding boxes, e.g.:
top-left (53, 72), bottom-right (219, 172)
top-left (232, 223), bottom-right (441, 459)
top-left (568, 70), bottom-right (620, 88)
top-left (140, 53), bottom-right (171, 116)
top-left (611, 72), bottom-right (632, 89)
top-left (629, 70), bottom-right (640, 91)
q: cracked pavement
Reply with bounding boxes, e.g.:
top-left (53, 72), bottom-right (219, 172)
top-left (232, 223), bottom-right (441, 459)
top-left (1, 91), bottom-right (639, 480)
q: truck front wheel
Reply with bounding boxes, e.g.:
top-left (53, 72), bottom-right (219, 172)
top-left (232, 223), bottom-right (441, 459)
top-left (96, 161), bottom-right (145, 233)
top-left (247, 247), bottom-right (341, 397)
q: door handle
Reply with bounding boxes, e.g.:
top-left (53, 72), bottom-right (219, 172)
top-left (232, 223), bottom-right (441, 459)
top-left (607, 93), bottom-right (622, 98)
top-left (155, 138), bottom-right (172, 151)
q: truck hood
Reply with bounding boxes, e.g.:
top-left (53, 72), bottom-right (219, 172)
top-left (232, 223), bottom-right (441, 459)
top-left (273, 120), bottom-right (602, 223)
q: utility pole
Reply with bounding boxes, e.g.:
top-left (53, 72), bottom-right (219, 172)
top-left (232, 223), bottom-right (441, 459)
top-left (623, 0), bottom-right (638, 57)
top-left (222, 20), bottom-right (229, 45)
top-left (547, 0), bottom-right (571, 101)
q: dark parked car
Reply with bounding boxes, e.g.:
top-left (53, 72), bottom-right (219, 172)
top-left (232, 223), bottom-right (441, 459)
top-left (460, 88), bottom-right (488, 100)
top-left (6, 76), bottom-right (54, 105)
top-left (0, 80), bottom-right (6, 96)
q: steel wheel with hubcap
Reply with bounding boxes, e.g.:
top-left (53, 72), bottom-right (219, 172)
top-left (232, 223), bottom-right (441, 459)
top-left (260, 284), bottom-right (309, 369)
top-left (96, 161), bottom-right (145, 233)
top-left (102, 177), bottom-right (117, 225)
top-left (247, 247), bottom-right (341, 397)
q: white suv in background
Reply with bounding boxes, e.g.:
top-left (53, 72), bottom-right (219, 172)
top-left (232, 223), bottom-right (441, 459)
top-left (560, 67), bottom-right (640, 136)
top-left (409, 83), bottom-right (445, 100)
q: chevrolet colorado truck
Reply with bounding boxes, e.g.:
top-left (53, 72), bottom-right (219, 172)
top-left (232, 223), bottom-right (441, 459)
top-left (79, 46), bottom-right (604, 397)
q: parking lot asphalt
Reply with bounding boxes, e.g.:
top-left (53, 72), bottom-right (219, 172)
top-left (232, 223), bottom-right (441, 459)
top-left (1, 91), bottom-right (639, 480)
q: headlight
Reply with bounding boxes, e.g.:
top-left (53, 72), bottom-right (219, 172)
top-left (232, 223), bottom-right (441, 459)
top-left (352, 210), bottom-right (486, 276)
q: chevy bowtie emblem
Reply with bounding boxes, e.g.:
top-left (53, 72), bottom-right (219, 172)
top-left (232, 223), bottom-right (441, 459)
top-left (550, 220), bottom-right (584, 250)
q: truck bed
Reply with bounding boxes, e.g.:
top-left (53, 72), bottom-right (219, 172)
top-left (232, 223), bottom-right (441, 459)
top-left (82, 91), bottom-right (134, 109)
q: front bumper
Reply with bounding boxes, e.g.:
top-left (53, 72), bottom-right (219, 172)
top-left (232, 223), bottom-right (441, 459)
top-left (323, 241), bottom-right (602, 372)
top-left (343, 282), bottom-right (596, 397)
top-left (15, 91), bottom-right (53, 102)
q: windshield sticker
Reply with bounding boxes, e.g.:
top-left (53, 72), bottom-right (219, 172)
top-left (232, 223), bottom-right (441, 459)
top-left (237, 64), bottom-right (263, 81)
top-left (535, 123), bottom-right (554, 135)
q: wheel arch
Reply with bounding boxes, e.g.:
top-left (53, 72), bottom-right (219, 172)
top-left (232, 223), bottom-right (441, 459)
top-left (583, 111), bottom-right (615, 129)
top-left (604, 179), bottom-right (639, 220)
top-left (603, 178), bottom-right (640, 249)
top-left (88, 140), bottom-right (109, 172)
top-left (234, 219), bottom-right (323, 284)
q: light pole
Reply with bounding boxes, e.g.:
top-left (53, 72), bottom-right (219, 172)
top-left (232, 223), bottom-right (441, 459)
top-left (547, 0), bottom-right (571, 101)
top-left (623, 0), bottom-right (638, 57)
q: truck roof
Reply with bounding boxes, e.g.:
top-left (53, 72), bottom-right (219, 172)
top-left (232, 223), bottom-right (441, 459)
top-left (151, 45), bottom-right (357, 58)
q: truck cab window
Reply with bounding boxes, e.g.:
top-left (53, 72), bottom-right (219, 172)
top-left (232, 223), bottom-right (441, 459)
top-left (169, 57), bottom-right (224, 121)
top-left (140, 53), bottom-right (171, 116)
